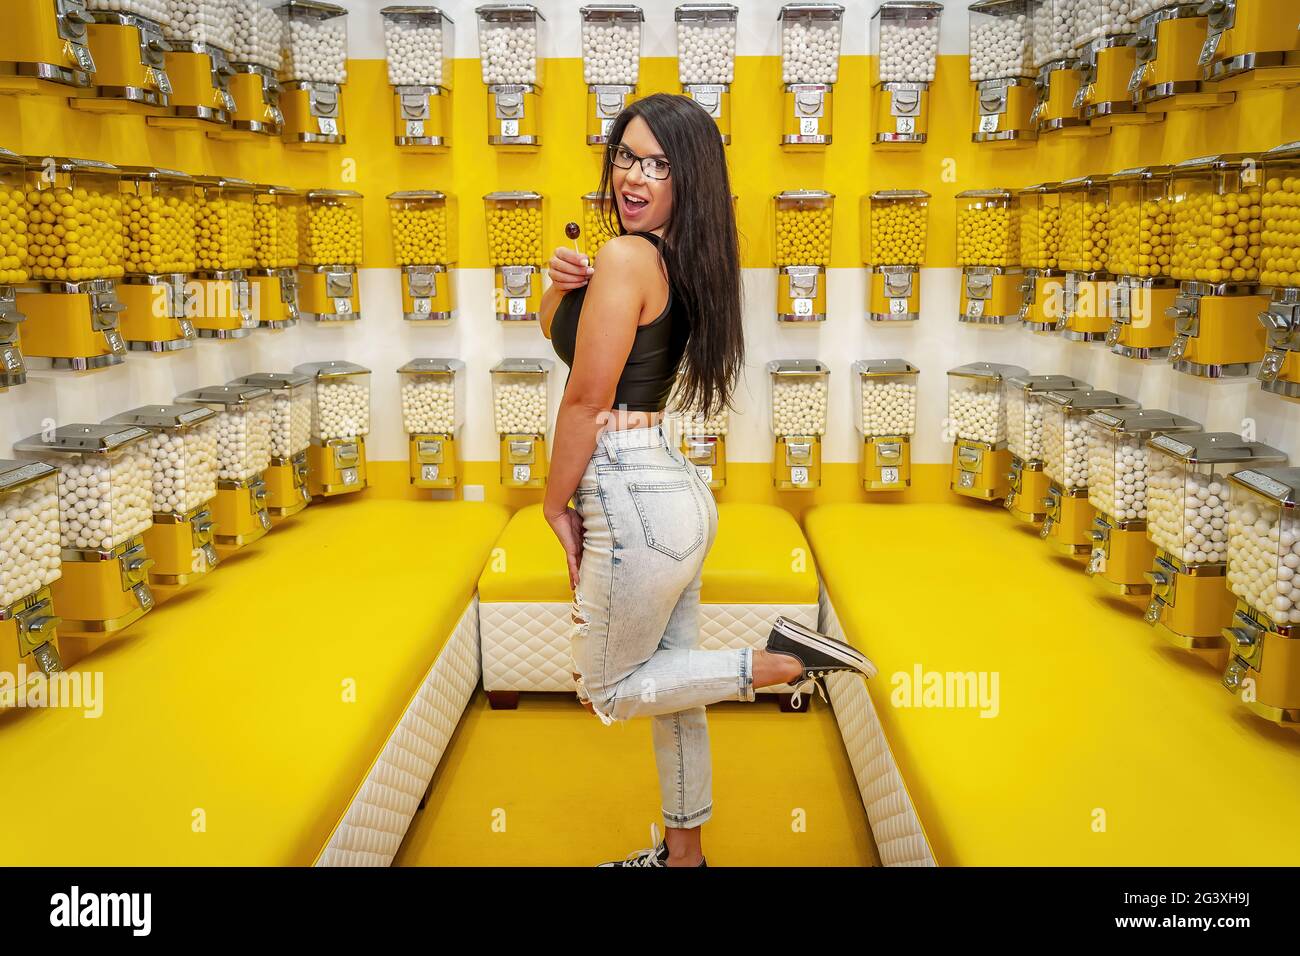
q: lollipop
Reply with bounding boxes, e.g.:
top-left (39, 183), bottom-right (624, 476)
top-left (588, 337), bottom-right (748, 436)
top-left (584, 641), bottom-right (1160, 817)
top-left (565, 220), bottom-right (585, 261)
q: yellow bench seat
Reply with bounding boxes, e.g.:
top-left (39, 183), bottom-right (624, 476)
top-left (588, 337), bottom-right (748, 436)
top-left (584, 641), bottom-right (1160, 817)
top-left (804, 502), bottom-right (1300, 866)
top-left (0, 499), bottom-right (509, 866)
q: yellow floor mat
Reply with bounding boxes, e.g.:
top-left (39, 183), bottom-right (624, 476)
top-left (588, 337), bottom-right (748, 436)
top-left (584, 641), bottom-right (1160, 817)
top-left (394, 692), bottom-right (879, 867)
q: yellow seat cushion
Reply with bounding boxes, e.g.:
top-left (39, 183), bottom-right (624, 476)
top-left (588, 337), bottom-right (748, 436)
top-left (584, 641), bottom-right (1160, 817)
top-left (804, 502), bottom-right (1300, 866)
top-left (0, 499), bottom-right (508, 866)
top-left (478, 502), bottom-right (818, 606)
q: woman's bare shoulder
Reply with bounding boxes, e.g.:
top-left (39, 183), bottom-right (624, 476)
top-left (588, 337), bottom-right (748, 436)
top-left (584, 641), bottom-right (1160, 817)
top-left (592, 233), bottom-right (665, 289)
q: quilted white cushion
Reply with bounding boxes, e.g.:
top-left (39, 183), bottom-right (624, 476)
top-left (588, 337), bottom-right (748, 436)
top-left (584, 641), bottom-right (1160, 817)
top-left (820, 586), bottom-right (935, 867)
top-left (315, 598), bottom-right (481, 867)
top-left (480, 601), bottom-right (818, 694)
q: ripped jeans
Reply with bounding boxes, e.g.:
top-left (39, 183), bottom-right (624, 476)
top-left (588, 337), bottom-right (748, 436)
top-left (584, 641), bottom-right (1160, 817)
top-left (570, 424), bottom-right (756, 830)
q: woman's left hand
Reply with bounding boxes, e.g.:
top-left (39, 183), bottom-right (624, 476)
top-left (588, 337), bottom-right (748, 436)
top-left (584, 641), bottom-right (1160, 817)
top-left (545, 506), bottom-right (585, 590)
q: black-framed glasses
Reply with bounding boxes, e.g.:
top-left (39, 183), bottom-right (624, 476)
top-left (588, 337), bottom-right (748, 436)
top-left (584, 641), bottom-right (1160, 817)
top-left (608, 144), bottom-right (671, 181)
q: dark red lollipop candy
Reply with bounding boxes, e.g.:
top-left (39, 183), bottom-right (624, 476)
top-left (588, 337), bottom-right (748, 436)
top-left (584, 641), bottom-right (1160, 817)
top-left (565, 221), bottom-right (581, 240)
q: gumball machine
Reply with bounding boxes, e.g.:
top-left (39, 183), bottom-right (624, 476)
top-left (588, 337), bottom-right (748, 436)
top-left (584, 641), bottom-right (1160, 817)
top-left (1105, 164), bottom-right (1178, 359)
top-left (104, 404), bottom-right (220, 600)
top-left (1004, 373), bottom-right (1090, 523)
top-left (478, 3), bottom-right (546, 149)
top-left (115, 166), bottom-right (197, 352)
top-left (275, 1), bottom-right (349, 147)
top-left (295, 361), bottom-right (371, 499)
top-left (677, 401), bottom-right (730, 490)
top-left (0, 149), bottom-right (31, 389)
top-left (13, 423), bottom-right (156, 662)
top-left (1083, 407), bottom-right (1202, 594)
top-left (1057, 174), bottom-right (1115, 343)
top-left (492, 358), bottom-right (552, 488)
top-left (1221, 467), bottom-right (1300, 727)
top-left (675, 3), bottom-right (738, 143)
top-left (1039, 388), bottom-right (1138, 553)
top-left (149, 0), bottom-right (236, 131)
top-left (1167, 153), bottom-right (1268, 379)
top-left (1031, 0), bottom-right (1091, 135)
top-left (78, 1), bottom-right (172, 114)
top-left (854, 360), bottom-right (918, 491)
top-left (1199, 0), bottom-right (1300, 92)
top-left (0, 0), bottom-right (96, 94)
top-left (382, 4), bottom-right (453, 150)
top-left (1128, 1), bottom-right (1234, 111)
top-left (770, 360), bottom-right (829, 490)
top-left (299, 189), bottom-right (363, 323)
top-left (230, 372), bottom-right (312, 520)
top-left (175, 384), bottom-right (273, 553)
top-left (1145, 432), bottom-right (1287, 660)
top-left (969, 0), bottom-right (1038, 146)
top-left (581, 5), bottom-right (643, 147)
top-left (249, 185), bottom-right (301, 330)
top-left (389, 190), bottom-right (457, 323)
top-left (485, 191), bottom-right (543, 321)
top-left (399, 359), bottom-right (465, 490)
top-left (0, 460), bottom-right (63, 697)
top-left (1074, 0), bottom-right (1160, 126)
top-left (1017, 182), bottom-right (1065, 332)
top-left (863, 190), bottom-right (928, 322)
top-left (778, 2), bottom-right (845, 149)
top-left (957, 189), bottom-right (1022, 325)
top-left (774, 190), bottom-right (833, 323)
top-left (1257, 142), bottom-right (1300, 401)
top-left (580, 192), bottom-right (618, 260)
top-left (190, 175), bottom-right (256, 340)
top-left (226, 0), bottom-right (284, 136)
top-left (947, 362), bottom-right (1027, 501)
top-left (870, 1), bottom-right (943, 147)
top-left (16, 157), bottom-right (128, 372)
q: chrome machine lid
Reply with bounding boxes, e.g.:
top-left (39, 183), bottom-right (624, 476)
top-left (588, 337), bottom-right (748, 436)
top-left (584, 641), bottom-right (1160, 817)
top-left (580, 6), bottom-right (646, 22)
top-left (778, 3), bottom-right (846, 20)
top-left (177, 384), bottom-right (272, 407)
top-left (13, 423), bottom-right (151, 454)
top-left (1040, 388), bottom-right (1137, 411)
top-left (306, 189), bottom-right (363, 200)
top-left (1263, 141), bottom-right (1300, 164)
top-left (768, 358), bottom-right (830, 375)
top-left (195, 174), bottom-right (256, 191)
top-left (947, 362), bottom-right (1028, 381)
top-left (231, 372), bottom-right (313, 391)
top-left (872, 1), bottom-right (945, 19)
top-left (1107, 165), bottom-right (1173, 182)
top-left (776, 189), bottom-right (835, 200)
top-left (492, 358), bottom-right (553, 374)
top-left (1004, 374), bottom-right (1091, 393)
top-left (105, 404), bottom-right (218, 430)
top-left (1085, 407), bottom-right (1200, 437)
top-left (276, 1), bottom-right (349, 21)
top-left (1172, 153), bottom-right (1259, 175)
top-left (1228, 467), bottom-right (1300, 509)
top-left (476, 4), bottom-right (547, 22)
top-left (853, 358), bottom-right (919, 376)
top-left (294, 360), bottom-right (371, 379)
top-left (114, 166), bottom-right (193, 184)
top-left (1146, 432), bottom-right (1288, 466)
top-left (675, 4), bottom-right (739, 22)
top-left (388, 190), bottom-right (448, 200)
top-left (398, 358), bottom-right (466, 374)
top-left (485, 190), bottom-right (542, 201)
top-left (0, 459), bottom-right (57, 493)
top-left (381, 6), bottom-right (454, 23)
top-left (870, 189), bottom-right (930, 200)
top-left (956, 188), bottom-right (1014, 200)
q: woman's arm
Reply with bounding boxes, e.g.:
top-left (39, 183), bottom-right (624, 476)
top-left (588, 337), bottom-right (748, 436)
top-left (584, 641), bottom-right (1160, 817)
top-left (542, 236), bottom-right (653, 522)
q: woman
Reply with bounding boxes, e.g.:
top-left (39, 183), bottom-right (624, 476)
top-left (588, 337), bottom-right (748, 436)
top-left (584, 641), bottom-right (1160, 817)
top-left (540, 93), bottom-right (874, 868)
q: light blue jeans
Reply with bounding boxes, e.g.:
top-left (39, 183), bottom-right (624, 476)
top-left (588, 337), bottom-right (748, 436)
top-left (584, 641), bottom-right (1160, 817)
top-left (570, 424), bottom-right (756, 830)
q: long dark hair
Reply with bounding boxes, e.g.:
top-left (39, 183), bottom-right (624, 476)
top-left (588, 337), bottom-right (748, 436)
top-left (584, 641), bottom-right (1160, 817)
top-left (595, 93), bottom-right (744, 419)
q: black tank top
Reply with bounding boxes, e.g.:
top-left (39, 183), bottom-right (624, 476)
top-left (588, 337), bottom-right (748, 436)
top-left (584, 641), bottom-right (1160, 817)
top-left (550, 232), bottom-right (690, 412)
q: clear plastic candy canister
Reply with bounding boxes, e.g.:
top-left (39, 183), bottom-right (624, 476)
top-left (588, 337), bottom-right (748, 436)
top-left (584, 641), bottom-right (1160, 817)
top-left (1227, 470), bottom-right (1300, 628)
top-left (118, 167), bottom-right (198, 277)
top-left (382, 4), bottom-right (454, 88)
top-left (769, 360), bottom-right (829, 438)
top-left (581, 5), bottom-right (643, 86)
top-left (104, 405), bottom-right (221, 518)
top-left (968, 0), bottom-right (1035, 82)
top-left (0, 461), bottom-right (62, 609)
top-left (855, 359), bottom-right (918, 437)
top-left (865, 190), bottom-right (928, 267)
top-left (389, 190), bottom-right (457, 266)
top-left (22, 158), bottom-right (125, 283)
top-left (252, 185), bottom-right (302, 270)
top-left (484, 191), bottom-right (543, 267)
top-left (300, 189), bottom-right (362, 267)
top-left (399, 359), bottom-right (466, 435)
top-left (477, 3), bottom-right (546, 87)
top-left (872, 1), bottom-right (942, 84)
top-left (1084, 408), bottom-right (1201, 521)
top-left (775, 190), bottom-right (834, 266)
top-left (947, 365), bottom-right (1012, 445)
top-left (1005, 375), bottom-right (1089, 462)
top-left (1169, 154), bottom-right (1263, 286)
top-left (175, 385), bottom-right (274, 483)
top-left (491, 359), bottom-right (551, 435)
top-left (194, 176), bottom-right (257, 273)
top-left (779, 3), bottom-right (844, 85)
top-left (297, 361), bottom-right (371, 441)
top-left (676, 3), bottom-right (737, 85)
top-left (276, 0), bottom-right (349, 85)
top-left (957, 189), bottom-right (1019, 267)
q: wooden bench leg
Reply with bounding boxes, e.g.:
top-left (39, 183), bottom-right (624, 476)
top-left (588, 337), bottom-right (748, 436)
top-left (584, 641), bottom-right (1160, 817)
top-left (487, 691), bottom-right (519, 710)
top-left (776, 693), bottom-right (810, 713)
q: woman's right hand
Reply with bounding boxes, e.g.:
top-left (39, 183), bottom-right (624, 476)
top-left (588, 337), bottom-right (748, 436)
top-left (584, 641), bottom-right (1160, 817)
top-left (548, 246), bottom-right (594, 292)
